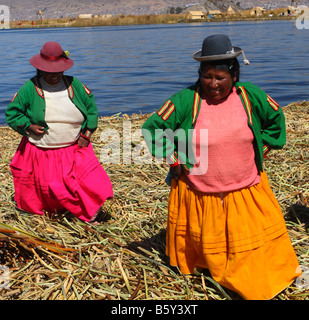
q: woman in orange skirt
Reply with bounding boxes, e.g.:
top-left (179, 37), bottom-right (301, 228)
top-left (142, 34), bottom-right (300, 299)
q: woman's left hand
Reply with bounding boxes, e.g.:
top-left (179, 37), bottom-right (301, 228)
top-left (78, 136), bottom-right (90, 148)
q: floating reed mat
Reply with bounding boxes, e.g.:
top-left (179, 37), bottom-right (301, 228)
top-left (0, 102), bottom-right (308, 300)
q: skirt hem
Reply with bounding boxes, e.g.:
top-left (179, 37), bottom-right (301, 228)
top-left (10, 137), bottom-right (113, 222)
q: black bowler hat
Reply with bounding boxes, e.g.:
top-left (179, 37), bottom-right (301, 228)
top-left (193, 34), bottom-right (250, 65)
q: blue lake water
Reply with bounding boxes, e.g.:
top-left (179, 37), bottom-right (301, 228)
top-left (0, 20), bottom-right (309, 124)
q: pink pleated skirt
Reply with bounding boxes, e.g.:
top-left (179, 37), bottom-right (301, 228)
top-left (10, 137), bottom-right (113, 222)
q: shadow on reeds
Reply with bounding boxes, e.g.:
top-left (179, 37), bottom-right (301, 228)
top-left (127, 227), bottom-right (171, 267)
top-left (127, 229), bottom-right (244, 300)
top-left (285, 203), bottom-right (309, 229)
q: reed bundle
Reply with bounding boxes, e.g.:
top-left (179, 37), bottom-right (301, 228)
top-left (0, 102), bottom-right (308, 300)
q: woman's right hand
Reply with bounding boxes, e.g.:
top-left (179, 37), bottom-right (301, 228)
top-left (27, 124), bottom-right (45, 136)
top-left (170, 164), bottom-right (182, 182)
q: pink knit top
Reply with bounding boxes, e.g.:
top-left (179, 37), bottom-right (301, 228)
top-left (185, 87), bottom-right (260, 193)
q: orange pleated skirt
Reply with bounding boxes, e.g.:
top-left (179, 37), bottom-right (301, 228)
top-left (166, 171), bottom-right (301, 300)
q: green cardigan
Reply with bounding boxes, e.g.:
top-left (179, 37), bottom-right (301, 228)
top-left (142, 81), bottom-right (286, 172)
top-left (5, 75), bottom-right (98, 136)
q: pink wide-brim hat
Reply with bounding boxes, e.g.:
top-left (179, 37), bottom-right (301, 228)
top-left (30, 41), bottom-right (74, 72)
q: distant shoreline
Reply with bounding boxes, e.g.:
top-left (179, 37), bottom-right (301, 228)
top-left (8, 14), bottom-right (296, 29)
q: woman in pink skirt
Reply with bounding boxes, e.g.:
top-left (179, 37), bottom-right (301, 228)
top-left (5, 41), bottom-right (113, 223)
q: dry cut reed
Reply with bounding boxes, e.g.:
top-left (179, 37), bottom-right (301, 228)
top-left (0, 102), bottom-right (308, 300)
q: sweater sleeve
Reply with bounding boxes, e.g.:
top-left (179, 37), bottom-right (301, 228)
top-left (238, 82), bottom-right (286, 158)
top-left (82, 84), bottom-right (98, 132)
top-left (72, 77), bottom-right (98, 132)
top-left (260, 93), bottom-right (286, 156)
top-left (5, 82), bottom-right (32, 136)
top-left (142, 98), bottom-right (182, 165)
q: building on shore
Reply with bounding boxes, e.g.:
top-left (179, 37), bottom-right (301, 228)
top-left (78, 14), bottom-right (94, 19)
top-left (208, 10), bottom-right (222, 18)
top-left (186, 11), bottom-right (206, 20)
top-left (280, 6), bottom-right (303, 16)
top-left (227, 6), bottom-right (236, 15)
top-left (250, 7), bottom-right (266, 16)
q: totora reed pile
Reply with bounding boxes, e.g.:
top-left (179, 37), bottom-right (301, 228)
top-left (0, 102), bottom-right (308, 300)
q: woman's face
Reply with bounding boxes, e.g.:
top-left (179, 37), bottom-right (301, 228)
top-left (200, 65), bottom-right (236, 102)
top-left (41, 71), bottom-right (64, 86)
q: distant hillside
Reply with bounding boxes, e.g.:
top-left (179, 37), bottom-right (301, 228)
top-left (2, 0), bottom-right (309, 20)
top-left (235, 0), bottom-right (309, 9)
top-left (2, 0), bottom-right (236, 20)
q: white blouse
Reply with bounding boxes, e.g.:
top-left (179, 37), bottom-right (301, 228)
top-left (28, 77), bottom-right (84, 148)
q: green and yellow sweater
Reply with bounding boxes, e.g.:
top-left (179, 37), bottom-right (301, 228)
top-left (5, 75), bottom-right (98, 136)
top-left (142, 81), bottom-right (286, 172)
